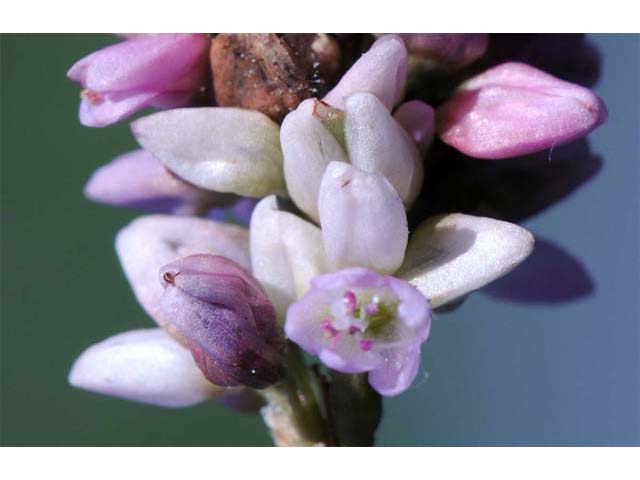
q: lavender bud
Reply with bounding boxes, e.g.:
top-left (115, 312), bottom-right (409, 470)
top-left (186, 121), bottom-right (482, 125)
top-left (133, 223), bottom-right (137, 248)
top-left (159, 254), bottom-right (285, 389)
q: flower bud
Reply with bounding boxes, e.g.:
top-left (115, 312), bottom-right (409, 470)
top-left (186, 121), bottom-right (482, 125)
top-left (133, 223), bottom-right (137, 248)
top-left (345, 92), bottom-right (423, 207)
top-left (437, 62), bottom-right (608, 159)
top-left (84, 149), bottom-right (227, 212)
top-left (69, 328), bottom-right (225, 408)
top-left (281, 98), bottom-right (349, 221)
top-left (318, 162), bottom-right (408, 274)
top-left (250, 196), bottom-right (327, 321)
top-left (159, 254), bottom-right (285, 389)
top-left (67, 34), bottom-right (210, 127)
top-left (324, 35), bottom-right (407, 110)
top-left (115, 214), bottom-right (250, 341)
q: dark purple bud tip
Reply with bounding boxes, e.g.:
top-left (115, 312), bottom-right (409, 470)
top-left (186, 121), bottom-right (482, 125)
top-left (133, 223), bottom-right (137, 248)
top-left (159, 254), bottom-right (285, 389)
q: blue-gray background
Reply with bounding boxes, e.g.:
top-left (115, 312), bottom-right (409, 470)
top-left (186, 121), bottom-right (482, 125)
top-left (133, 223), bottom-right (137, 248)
top-left (1, 34), bottom-right (638, 445)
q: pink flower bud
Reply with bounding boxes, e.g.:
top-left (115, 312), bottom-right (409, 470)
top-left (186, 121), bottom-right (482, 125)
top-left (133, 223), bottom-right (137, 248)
top-left (67, 34), bottom-right (210, 127)
top-left (437, 62), bottom-right (608, 159)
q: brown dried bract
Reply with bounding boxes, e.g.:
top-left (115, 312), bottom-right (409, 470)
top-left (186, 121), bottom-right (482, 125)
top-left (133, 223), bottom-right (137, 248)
top-left (210, 34), bottom-right (340, 123)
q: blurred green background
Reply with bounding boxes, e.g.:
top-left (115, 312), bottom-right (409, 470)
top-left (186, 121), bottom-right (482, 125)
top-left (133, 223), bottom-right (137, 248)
top-left (1, 34), bottom-right (639, 446)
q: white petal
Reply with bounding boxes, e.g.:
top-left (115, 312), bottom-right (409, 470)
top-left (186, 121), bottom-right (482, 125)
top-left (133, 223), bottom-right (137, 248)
top-left (397, 214), bottom-right (535, 307)
top-left (250, 196), bottom-right (327, 321)
top-left (116, 214), bottom-right (250, 334)
top-left (132, 107), bottom-right (286, 197)
top-left (318, 162), bottom-right (408, 274)
top-left (280, 99), bottom-right (349, 222)
top-left (323, 35), bottom-right (407, 110)
top-left (69, 329), bottom-right (225, 408)
top-left (345, 92), bottom-right (423, 207)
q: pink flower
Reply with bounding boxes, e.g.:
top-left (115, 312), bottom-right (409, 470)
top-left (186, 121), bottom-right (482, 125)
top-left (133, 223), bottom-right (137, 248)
top-left (285, 268), bottom-right (431, 396)
top-left (67, 34), bottom-right (210, 127)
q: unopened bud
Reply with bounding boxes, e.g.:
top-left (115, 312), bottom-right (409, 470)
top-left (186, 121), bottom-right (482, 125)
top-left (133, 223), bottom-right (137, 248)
top-left (159, 254), bottom-right (285, 389)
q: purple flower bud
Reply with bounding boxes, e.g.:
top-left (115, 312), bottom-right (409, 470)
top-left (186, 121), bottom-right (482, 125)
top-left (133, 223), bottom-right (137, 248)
top-left (324, 35), bottom-right (407, 110)
top-left (393, 100), bottom-right (436, 154)
top-left (67, 34), bottom-right (209, 127)
top-left (115, 214), bottom-right (251, 341)
top-left (437, 62), bottom-right (608, 159)
top-left (397, 34), bottom-right (488, 73)
top-left (285, 268), bottom-right (431, 396)
top-left (159, 254), bottom-right (285, 389)
top-left (84, 149), bottom-right (224, 212)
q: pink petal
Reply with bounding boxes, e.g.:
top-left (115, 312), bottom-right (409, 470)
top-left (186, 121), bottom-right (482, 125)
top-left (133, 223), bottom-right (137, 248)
top-left (68, 34), bottom-right (209, 127)
top-left (438, 62), bottom-right (608, 159)
top-left (368, 343), bottom-right (422, 397)
top-left (68, 33), bottom-right (209, 93)
top-left (84, 149), bottom-right (213, 211)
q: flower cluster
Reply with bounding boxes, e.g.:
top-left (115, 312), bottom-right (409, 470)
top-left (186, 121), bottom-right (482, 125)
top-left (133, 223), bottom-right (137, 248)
top-left (68, 33), bottom-right (607, 446)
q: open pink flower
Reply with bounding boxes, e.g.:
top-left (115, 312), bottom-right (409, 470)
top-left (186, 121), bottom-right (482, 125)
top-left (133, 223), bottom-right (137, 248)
top-left (285, 268), bottom-right (431, 396)
top-left (67, 33), bottom-right (209, 127)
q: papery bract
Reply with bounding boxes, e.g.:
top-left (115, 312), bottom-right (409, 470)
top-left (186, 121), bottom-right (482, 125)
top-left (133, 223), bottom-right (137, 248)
top-left (324, 35), bottom-right (407, 110)
top-left (69, 328), bottom-right (224, 407)
top-left (67, 34), bottom-right (209, 127)
top-left (84, 149), bottom-right (224, 212)
top-left (438, 62), bottom-right (608, 159)
top-left (318, 162), bottom-right (408, 274)
top-left (159, 254), bottom-right (285, 388)
top-left (285, 268), bottom-right (430, 396)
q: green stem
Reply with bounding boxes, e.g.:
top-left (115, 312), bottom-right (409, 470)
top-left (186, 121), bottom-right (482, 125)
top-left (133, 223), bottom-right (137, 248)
top-left (259, 343), bottom-right (326, 446)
